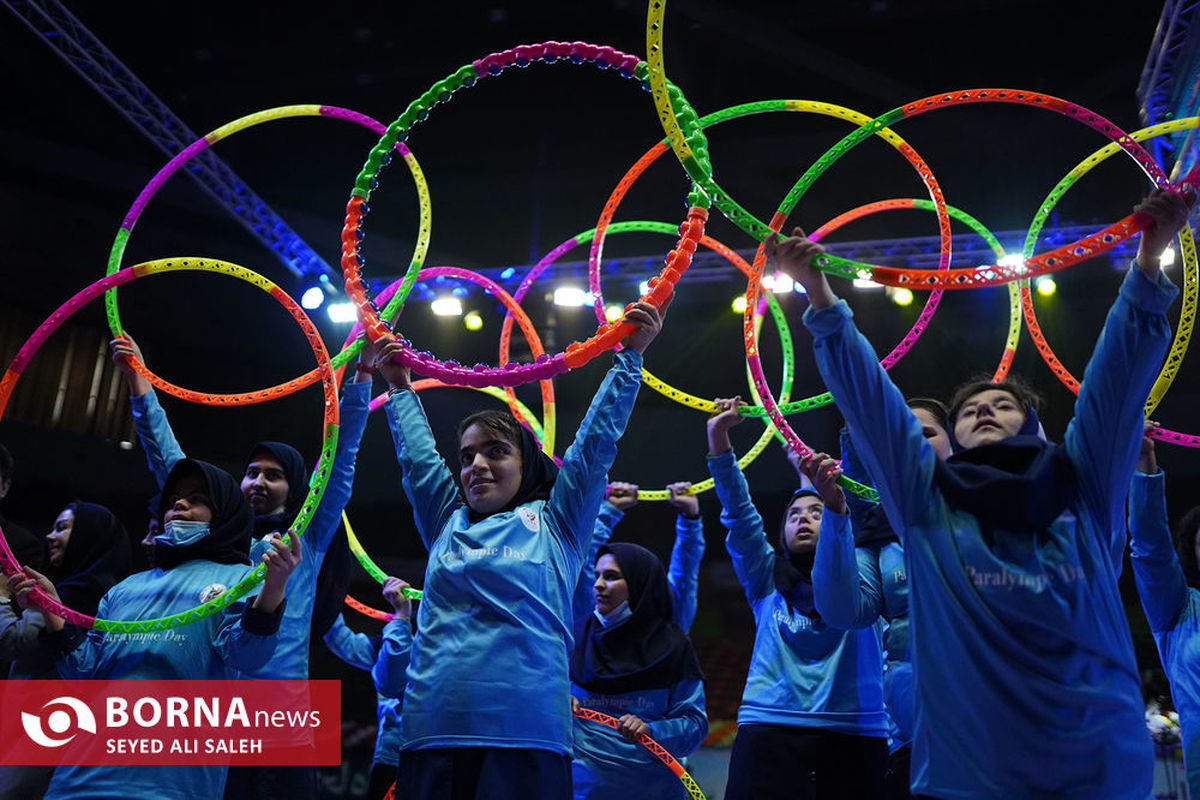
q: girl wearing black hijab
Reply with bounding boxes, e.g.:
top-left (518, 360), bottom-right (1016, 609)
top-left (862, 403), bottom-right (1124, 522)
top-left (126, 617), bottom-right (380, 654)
top-left (11, 458), bottom-right (300, 800)
top-left (706, 397), bottom-right (889, 800)
top-left (2, 501), bottom-right (132, 678)
top-left (0, 502), bottom-right (132, 800)
top-left (569, 542), bottom-right (706, 799)
top-left (376, 299), bottom-right (666, 800)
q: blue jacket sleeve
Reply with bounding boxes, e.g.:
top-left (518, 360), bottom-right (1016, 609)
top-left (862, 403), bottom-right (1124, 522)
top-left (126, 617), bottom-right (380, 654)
top-left (129, 390), bottom-right (187, 490)
top-left (812, 509), bottom-right (884, 629)
top-left (1129, 469), bottom-right (1188, 634)
top-left (573, 501), bottom-right (624, 628)
top-left (645, 678), bottom-right (708, 758)
top-left (591, 501), bottom-right (623, 556)
top-left (384, 389), bottom-right (463, 551)
top-left (838, 427), bottom-right (880, 527)
top-left (709, 450), bottom-right (775, 605)
top-left (1065, 268), bottom-right (1176, 556)
top-left (54, 592), bottom-right (114, 678)
top-left (212, 596), bottom-right (285, 673)
top-left (372, 616), bottom-right (414, 700)
top-left (302, 380), bottom-right (372, 558)
top-left (804, 301), bottom-right (936, 536)
top-left (0, 603), bottom-right (45, 659)
top-left (544, 349), bottom-right (644, 555)
top-left (322, 612), bottom-right (378, 672)
top-left (668, 514), bottom-right (705, 633)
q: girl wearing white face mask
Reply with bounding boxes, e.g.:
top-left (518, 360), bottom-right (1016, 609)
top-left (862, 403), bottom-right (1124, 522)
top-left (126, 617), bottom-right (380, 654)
top-left (10, 459), bottom-right (301, 800)
top-left (376, 300), bottom-right (668, 800)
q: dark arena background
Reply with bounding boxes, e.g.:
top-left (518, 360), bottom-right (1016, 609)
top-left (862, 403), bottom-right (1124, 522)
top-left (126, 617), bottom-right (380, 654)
top-left (2, 1), bottom-right (1199, 797)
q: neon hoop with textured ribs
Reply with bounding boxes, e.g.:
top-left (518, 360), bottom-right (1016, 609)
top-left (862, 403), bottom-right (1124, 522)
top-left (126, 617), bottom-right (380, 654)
top-left (0, 258), bottom-right (339, 632)
top-left (340, 41), bottom-right (711, 385)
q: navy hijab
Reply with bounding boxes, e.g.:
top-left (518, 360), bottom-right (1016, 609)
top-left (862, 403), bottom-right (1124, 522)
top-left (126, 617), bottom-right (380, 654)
top-left (155, 459), bottom-right (253, 569)
top-left (245, 441), bottom-right (308, 539)
top-left (52, 502), bottom-right (132, 618)
top-left (774, 489), bottom-right (822, 619)
top-left (464, 422), bottom-right (559, 524)
top-left (571, 542), bottom-right (703, 695)
top-left (934, 402), bottom-right (1077, 533)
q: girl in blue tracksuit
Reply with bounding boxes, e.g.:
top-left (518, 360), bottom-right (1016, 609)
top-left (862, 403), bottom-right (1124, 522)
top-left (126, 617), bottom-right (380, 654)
top-left (776, 185), bottom-right (1192, 799)
top-left (369, 578), bottom-right (416, 798)
top-left (584, 481), bottom-right (706, 633)
top-left (569, 542), bottom-right (707, 799)
top-left (1127, 423), bottom-right (1200, 798)
top-left (707, 397), bottom-right (889, 800)
top-left (376, 299), bottom-right (667, 800)
top-left (112, 333), bottom-right (377, 678)
top-left (324, 576), bottom-right (415, 800)
top-left (810, 405), bottom-right (951, 800)
top-left (10, 458), bottom-right (298, 800)
top-left (112, 335), bottom-right (378, 799)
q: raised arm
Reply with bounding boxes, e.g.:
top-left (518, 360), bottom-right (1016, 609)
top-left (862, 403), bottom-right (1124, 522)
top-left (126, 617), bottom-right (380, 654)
top-left (572, 486), bottom-right (633, 628)
top-left (1128, 426), bottom-right (1188, 634)
top-left (665, 482), bottom-right (705, 633)
top-left (372, 578), bottom-right (414, 700)
top-left (797, 451), bottom-right (884, 628)
top-left (546, 300), bottom-right (667, 553)
top-left (707, 399), bottom-right (775, 604)
top-left (300, 340), bottom-right (379, 557)
top-left (379, 339), bottom-right (462, 550)
top-left (772, 229), bottom-right (936, 533)
top-left (112, 334), bottom-right (186, 489)
top-left (1067, 190), bottom-right (1188, 546)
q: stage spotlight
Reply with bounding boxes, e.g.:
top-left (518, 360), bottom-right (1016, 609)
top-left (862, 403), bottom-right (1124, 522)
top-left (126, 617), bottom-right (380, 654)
top-left (889, 287), bottom-right (914, 306)
top-left (1035, 276), bottom-right (1056, 296)
top-left (326, 302), bottom-right (356, 324)
top-left (731, 295), bottom-right (748, 314)
top-left (553, 287), bottom-right (592, 307)
top-left (464, 311), bottom-right (484, 330)
top-left (301, 286), bottom-right (326, 309)
top-left (431, 296), bottom-right (463, 316)
top-left (605, 304), bottom-right (623, 322)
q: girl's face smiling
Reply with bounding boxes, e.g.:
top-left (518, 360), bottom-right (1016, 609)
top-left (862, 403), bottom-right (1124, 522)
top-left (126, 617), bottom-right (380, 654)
top-left (241, 455), bottom-right (289, 516)
top-left (459, 424), bottom-right (523, 515)
top-left (46, 507), bottom-right (74, 567)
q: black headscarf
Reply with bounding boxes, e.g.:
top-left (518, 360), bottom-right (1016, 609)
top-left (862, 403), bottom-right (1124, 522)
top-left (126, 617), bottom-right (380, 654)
top-left (773, 489), bottom-right (822, 619)
top-left (310, 523), bottom-right (353, 642)
top-left (570, 542), bottom-right (703, 695)
top-left (52, 502), bottom-right (132, 618)
top-left (934, 403), bottom-right (1078, 533)
top-left (244, 441), bottom-right (308, 539)
top-left (465, 423), bottom-right (559, 524)
top-left (155, 459), bottom-right (253, 569)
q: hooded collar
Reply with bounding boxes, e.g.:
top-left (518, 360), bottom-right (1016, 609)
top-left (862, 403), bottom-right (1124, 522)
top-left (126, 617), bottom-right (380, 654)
top-left (935, 403), bottom-right (1078, 533)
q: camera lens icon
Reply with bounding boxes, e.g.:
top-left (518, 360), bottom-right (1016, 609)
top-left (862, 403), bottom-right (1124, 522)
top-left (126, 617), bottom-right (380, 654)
top-left (22, 696), bottom-right (97, 748)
